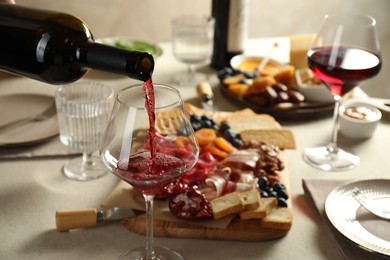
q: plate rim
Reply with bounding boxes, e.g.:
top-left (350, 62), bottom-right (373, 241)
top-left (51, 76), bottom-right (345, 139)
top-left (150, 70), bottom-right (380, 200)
top-left (325, 179), bottom-right (390, 257)
top-left (0, 93), bottom-right (59, 147)
top-left (96, 36), bottom-right (163, 59)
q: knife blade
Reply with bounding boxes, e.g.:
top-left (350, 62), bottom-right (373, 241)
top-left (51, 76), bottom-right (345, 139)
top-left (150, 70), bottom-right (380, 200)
top-left (196, 82), bottom-right (216, 112)
top-left (55, 207), bottom-right (134, 232)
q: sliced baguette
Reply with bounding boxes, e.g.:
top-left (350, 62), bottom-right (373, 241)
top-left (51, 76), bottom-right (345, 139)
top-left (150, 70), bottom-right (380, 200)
top-left (239, 197), bottom-right (277, 220)
top-left (210, 191), bottom-right (244, 220)
top-left (239, 189), bottom-right (261, 211)
top-left (260, 207), bottom-right (293, 230)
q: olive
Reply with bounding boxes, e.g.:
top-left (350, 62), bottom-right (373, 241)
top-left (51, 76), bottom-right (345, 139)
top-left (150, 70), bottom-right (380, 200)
top-left (191, 121), bottom-right (202, 131)
top-left (260, 190), bottom-right (269, 198)
top-left (277, 189), bottom-right (289, 200)
top-left (277, 197), bottom-right (288, 207)
top-left (190, 114), bottom-right (201, 123)
top-left (230, 137), bottom-right (243, 148)
top-left (219, 122), bottom-right (230, 132)
top-left (257, 176), bottom-right (269, 189)
top-left (223, 129), bottom-right (237, 142)
top-left (272, 182), bottom-right (286, 192)
top-left (243, 71), bottom-right (258, 79)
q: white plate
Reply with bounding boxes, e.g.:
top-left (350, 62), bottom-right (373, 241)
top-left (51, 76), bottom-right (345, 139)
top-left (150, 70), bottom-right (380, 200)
top-left (0, 94), bottom-right (59, 146)
top-left (325, 179), bottom-right (390, 257)
top-left (97, 37), bottom-right (163, 59)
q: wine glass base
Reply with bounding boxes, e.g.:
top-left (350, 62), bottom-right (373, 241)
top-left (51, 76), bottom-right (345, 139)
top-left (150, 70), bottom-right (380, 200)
top-left (172, 72), bottom-right (206, 87)
top-left (118, 246), bottom-right (184, 260)
top-left (63, 155), bottom-right (108, 181)
top-left (302, 144), bottom-right (360, 171)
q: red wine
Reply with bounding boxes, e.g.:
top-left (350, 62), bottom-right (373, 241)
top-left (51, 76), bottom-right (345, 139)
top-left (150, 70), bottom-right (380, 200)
top-left (143, 78), bottom-right (157, 160)
top-left (0, 4), bottom-right (154, 84)
top-left (115, 151), bottom-right (186, 195)
top-left (308, 46), bottom-right (381, 96)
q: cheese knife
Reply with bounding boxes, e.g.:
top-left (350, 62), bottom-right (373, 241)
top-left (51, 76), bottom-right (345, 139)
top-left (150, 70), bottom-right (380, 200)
top-left (55, 207), bottom-right (134, 232)
top-left (196, 82), bottom-right (216, 112)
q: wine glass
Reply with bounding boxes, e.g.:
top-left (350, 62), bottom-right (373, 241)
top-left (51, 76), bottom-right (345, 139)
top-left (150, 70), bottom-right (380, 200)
top-left (55, 81), bottom-right (114, 181)
top-left (171, 15), bottom-right (215, 86)
top-left (302, 13), bottom-right (381, 171)
top-left (100, 83), bottom-right (199, 259)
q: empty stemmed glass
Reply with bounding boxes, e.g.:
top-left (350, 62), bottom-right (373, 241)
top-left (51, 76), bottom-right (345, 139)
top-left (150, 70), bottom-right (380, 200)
top-left (302, 13), bottom-right (381, 171)
top-left (100, 83), bottom-right (199, 259)
top-left (172, 15), bottom-right (215, 86)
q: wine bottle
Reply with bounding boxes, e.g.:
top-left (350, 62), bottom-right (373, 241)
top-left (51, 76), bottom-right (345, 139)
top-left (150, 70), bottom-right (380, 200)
top-left (0, 4), bottom-right (154, 84)
top-left (211, 0), bottom-right (249, 69)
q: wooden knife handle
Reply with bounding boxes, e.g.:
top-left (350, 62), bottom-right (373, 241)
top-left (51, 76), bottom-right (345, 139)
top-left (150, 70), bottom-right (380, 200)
top-left (56, 209), bottom-right (97, 232)
top-left (196, 82), bottom-right (214, 99)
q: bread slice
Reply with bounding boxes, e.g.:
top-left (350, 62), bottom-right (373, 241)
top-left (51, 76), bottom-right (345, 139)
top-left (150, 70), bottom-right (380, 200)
top-left (240, 129), bottom-right (296, 149)
top-left (239, 189), bottom-right (261, 211)
top-left (224, 115), bottom-right (280, 134)
top-left (260, 207), bottom-right (293, 230)
top-left (239, 197), bottom-right (277, 220)
top-left (210, 191), bottom-right (244, 220)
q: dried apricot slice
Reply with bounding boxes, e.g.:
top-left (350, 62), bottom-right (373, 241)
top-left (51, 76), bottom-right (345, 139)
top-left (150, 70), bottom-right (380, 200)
top-left (203, 142), bottom-right (229, 160)
top-left (213, 137), bottom-right (235, 154)
top-left (195, 128), bottom-right (217, 146)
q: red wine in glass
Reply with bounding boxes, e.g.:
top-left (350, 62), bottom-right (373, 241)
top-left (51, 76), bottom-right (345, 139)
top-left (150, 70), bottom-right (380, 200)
top-left (115, 151), bottom-right (187, 195)
top-left (302, 13), bottom-right (381, 172)
top-left (100, 80), bottom-right (199, 259)
top-left (308, 46), bottom-right (381, 96)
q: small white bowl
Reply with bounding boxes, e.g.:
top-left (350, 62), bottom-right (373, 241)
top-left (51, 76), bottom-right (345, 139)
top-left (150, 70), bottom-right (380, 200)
top-left (339, 101), bottom-right (382, 139)
top-left (295, 69), bottom-right (334, 103)
top-left (230, 55), bottom-right (281, 72)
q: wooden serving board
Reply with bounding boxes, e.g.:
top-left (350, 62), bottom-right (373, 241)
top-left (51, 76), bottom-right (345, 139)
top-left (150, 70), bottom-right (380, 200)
top-left (117, 106), bottom-right (293, 241)
top-left (120, 163), bottom-right (292, 242)
top-left (121, 213), bottom-right (290, 242)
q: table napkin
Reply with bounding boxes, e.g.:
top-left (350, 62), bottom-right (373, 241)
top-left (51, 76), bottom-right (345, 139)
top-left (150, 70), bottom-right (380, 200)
top-left (0, 135), bottom-right (80, 159)
top-left (302, 179), bottom-right (390, 260)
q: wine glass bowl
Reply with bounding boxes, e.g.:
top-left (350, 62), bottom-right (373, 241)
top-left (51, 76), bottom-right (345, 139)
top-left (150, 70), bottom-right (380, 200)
top-left (55, 81), bottom-right (114, 181)
top-left (171, 15), bottom-right (215, 86)
top-left (100, 83), bottom-right (199, 259)
top-left (302, 13), bottom-right (381, 171)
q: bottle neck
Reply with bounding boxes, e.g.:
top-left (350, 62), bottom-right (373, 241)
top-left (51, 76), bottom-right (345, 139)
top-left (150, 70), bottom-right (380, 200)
top-left (78, 41), bottom-right (154, 81)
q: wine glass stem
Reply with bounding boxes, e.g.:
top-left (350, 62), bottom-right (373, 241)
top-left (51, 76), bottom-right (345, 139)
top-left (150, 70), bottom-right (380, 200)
top-left (187, 64), bottom-right (195, 78)
top-left (143, 194), bottom-right (156, 259)
top-left (330, 97), bottom-right (341, 149)
top-left (82, 152), bottom-right (93, 167)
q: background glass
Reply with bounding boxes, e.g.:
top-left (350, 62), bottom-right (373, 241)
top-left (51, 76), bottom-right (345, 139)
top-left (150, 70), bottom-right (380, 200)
top-left (172, 15), bottom-right (215, 86)
top-left (302, 13), bottom-right (381, 171)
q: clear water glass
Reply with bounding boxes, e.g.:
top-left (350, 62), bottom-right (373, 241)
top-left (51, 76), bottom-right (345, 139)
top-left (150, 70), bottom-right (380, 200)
top-left (55, 80), bottom-right (114, 181)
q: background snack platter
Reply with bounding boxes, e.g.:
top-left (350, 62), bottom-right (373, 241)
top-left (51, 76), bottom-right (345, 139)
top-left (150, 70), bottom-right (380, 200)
top-left (219, 56), bottom-right (334, 120)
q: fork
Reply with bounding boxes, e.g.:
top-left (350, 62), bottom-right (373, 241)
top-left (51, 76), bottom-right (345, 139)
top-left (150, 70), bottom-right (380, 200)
top-left (0, 101), bottom-right (57, 132)
top-left (351, 187), bottom-right (390, 220)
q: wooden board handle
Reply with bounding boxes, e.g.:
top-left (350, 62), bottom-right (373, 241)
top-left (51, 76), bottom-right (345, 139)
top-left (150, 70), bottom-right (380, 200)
top-left (56, 209), bottom-right (97, 232)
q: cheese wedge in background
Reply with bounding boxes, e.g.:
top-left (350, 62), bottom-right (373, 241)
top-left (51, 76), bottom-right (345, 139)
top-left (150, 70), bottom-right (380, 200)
top-left (289, 34), bottom-right (316, 69)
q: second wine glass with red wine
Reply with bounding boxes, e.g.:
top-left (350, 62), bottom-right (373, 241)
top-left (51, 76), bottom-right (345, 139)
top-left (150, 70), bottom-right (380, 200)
top-left (302, 13), bottom-right (381, 171)
top-left (100, 82), bottom-right (199, 259)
